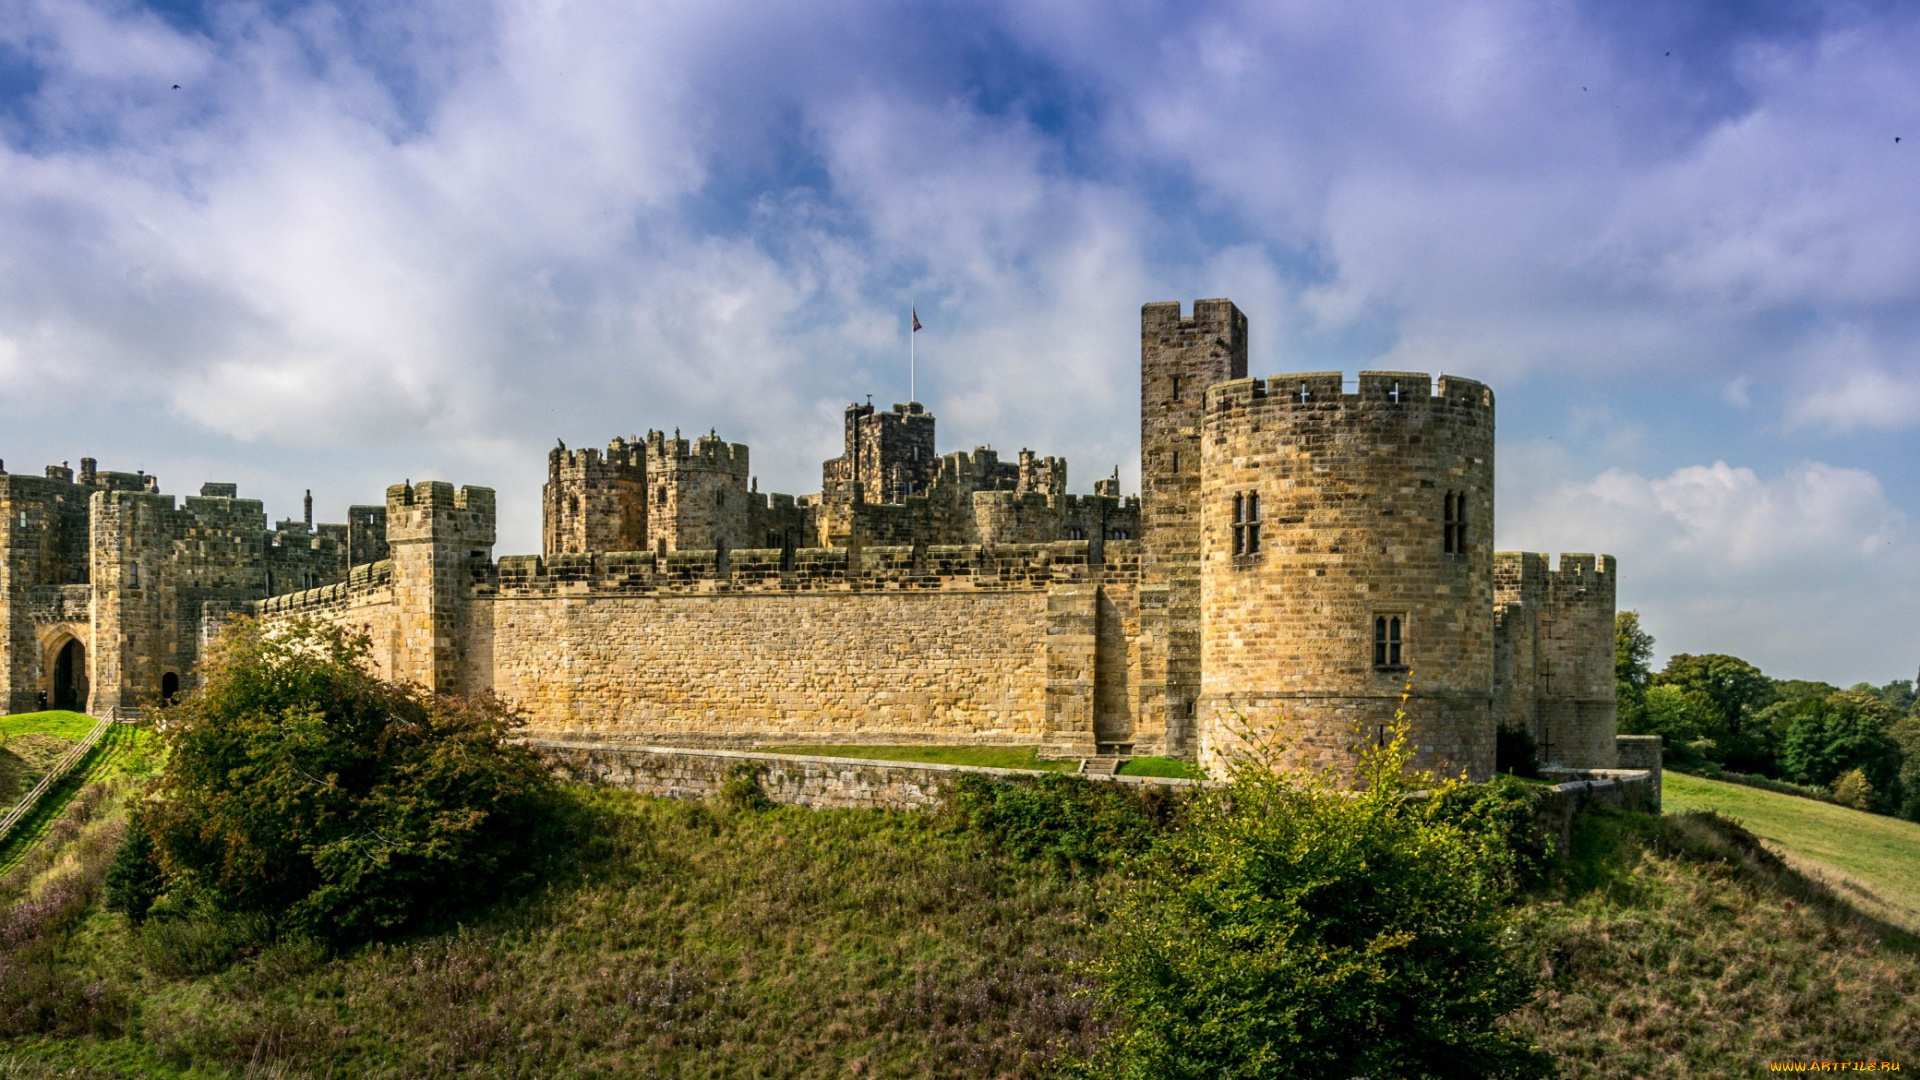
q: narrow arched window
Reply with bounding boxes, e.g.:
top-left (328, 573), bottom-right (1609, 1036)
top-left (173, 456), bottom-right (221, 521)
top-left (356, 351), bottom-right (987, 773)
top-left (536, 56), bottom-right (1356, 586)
top-left (1373, 614), bottom-right (1405, 668)
top-left (657, 486), bottom-right (668, 506)
top-left (1443, 491), bottom-right (1467, 555)
top-left (1232, 492), bottom-right (1261, 558)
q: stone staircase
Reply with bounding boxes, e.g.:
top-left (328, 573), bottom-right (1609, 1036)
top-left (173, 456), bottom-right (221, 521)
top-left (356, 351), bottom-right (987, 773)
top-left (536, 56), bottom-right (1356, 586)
top-left (1079, 756), bottom-right (1127, 777)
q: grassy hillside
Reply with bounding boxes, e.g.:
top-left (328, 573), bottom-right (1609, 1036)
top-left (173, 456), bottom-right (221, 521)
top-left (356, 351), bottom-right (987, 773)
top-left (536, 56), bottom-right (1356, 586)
top-left (1665, 771), bottom-right (1920, 932)
top-left (1510, 806), bottom-right (1917, 1075)
top-left (0, 777), bottom-right (1912, 1077)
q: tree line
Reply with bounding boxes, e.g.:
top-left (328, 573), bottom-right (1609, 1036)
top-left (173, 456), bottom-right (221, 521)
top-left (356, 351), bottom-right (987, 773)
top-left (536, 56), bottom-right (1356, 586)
top-left (1615, 611), bottom-right (1920, 820)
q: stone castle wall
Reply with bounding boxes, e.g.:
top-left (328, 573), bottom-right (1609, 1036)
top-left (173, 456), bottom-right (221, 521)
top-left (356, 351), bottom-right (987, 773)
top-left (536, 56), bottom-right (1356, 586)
top-left (1198, 371), bottom-right (1498, 780)
top-left (1494, 551), bottom-right (1619, 768)
top-left (3, 295), bottom-right (1622, 783)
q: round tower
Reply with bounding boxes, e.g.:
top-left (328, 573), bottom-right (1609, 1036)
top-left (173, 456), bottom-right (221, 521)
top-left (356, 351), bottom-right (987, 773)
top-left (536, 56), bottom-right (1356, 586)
top-left (1198, 370), bottom-right (1496, 781)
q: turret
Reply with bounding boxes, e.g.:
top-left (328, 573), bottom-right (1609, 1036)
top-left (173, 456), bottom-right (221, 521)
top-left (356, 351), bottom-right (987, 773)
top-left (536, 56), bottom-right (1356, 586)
top-left (1198, 370), bottom-right (1497, 781)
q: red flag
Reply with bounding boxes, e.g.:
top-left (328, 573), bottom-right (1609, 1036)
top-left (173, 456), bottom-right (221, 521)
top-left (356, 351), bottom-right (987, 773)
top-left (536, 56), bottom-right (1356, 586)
top-left (911, 308), bottom-right (922, 333)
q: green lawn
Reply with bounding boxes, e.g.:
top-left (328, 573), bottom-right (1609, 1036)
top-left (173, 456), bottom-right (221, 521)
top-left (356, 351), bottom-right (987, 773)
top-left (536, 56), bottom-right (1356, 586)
top-left (756, 744), bottom-right (1079, 772)
top-left (1116, 756), bottom-right (1200, 778)
top-left (1664, 771), bottom-right (1920, 932)
top-left (0, 710), bottom-right (98, 741)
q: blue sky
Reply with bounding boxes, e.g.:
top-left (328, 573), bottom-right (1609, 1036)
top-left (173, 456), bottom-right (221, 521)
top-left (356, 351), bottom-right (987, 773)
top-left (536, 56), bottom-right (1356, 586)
top-left (2, 0), bottom-right (1917, 683)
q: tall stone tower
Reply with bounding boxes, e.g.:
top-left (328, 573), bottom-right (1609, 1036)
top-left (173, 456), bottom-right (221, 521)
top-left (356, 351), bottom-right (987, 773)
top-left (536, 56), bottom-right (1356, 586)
top-left (1198, 371), bottom-right (1497, 781)
top-left (387, 481), bottom-right (495, 694)
top-left (644, 430), bottom-right (751, 556)
top-left (1140, 299), bottom-right (1247, 754)
top-left (823, 402), bottom-right (938, 505)
top-left (544, 438), bottom-right (647, 557)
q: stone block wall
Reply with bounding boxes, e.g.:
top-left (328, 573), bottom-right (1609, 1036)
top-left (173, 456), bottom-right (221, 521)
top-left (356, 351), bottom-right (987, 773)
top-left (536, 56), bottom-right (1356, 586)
top-left (1494, 551), bottom-right (1620, 769)
top-left (544, 439), bottom-right (647, 557)
top-left (1198, 371), bottom-right (1497, 780)
top-left (530, 741), bottom-right (1192, 812)
top-left (484, 588), bottom-right (1056, 746)
top-left (251, 561), bottom-right (402, 680)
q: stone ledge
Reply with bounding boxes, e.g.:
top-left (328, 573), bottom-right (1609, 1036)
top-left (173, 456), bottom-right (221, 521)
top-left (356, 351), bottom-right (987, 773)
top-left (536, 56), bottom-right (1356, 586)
top-left (526, 740), bottom-right (1192, 813)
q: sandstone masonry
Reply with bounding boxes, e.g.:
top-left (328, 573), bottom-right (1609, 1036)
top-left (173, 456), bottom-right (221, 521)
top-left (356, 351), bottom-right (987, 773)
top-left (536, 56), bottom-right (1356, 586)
top-left (0, 299), bottom-right (1619, 780)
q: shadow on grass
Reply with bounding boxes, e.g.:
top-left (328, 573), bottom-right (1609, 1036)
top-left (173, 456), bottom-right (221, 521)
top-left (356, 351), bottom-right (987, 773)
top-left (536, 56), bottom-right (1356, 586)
top-left (1551, 804), bottom-right (1920, 954)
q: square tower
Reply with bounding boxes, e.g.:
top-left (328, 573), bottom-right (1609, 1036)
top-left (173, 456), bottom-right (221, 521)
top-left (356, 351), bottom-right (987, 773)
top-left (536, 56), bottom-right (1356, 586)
top-left (1139, 299), bottom-right (1246, 754)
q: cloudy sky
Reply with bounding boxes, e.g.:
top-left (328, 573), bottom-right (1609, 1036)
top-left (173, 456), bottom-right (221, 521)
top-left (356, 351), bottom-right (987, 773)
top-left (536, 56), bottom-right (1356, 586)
top-left (2, 0), bottom-right (1917, 683)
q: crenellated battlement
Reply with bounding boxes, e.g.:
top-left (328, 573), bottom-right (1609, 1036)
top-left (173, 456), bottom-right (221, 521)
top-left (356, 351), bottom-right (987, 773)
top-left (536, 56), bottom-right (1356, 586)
top-left (481, 540), bottom-right (1134, 598)
top-left (645, 428), bottom-right (750, 474)
top-left (254, 559), bottom-right (395, 615)
top-left (1548, 553), bottom-right (1616, 599)
top-left (1204, 370), bottom-right (1494, 415)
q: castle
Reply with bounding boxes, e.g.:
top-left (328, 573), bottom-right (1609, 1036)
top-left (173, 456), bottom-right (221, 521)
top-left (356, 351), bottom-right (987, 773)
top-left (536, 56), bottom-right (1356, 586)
top-left (0, 299), bottom-right (1619, 777)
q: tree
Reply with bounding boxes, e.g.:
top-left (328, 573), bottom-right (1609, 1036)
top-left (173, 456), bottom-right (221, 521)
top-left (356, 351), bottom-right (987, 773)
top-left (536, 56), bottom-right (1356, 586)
top-left (1624, 684), bottom-right (1713, 769)
top-left (1614, 611), bottom-right (1655, 732)
top-left (1083, 720), bottom-right (1550, 1079)
top-left (1654, 654), bottom-right (1775, 772)
top-left (135, 618), bottom-right (557, 943)
top-left (1777, 691), bottom-right (1899, 809)
top-left (1892, 715), bottom-right (1920, 822)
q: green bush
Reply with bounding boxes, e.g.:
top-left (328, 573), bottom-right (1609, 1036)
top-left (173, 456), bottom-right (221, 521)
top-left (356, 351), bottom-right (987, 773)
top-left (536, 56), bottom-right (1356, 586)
top-left (103, 820), bottom-right (164, 924)
top-left (1080, 722), bottom-right (1551, 1079)
top-left (950, 772), bottom-right (1179, 872)
top-left (138, 618), bottom-right (557, 944)
top-left (719, 762), bottom-right (776, 811)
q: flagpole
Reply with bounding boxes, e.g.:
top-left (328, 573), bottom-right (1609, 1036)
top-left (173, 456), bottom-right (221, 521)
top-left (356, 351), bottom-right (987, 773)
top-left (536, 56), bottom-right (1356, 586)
top-left (909, 302), bottom-right (916, 403)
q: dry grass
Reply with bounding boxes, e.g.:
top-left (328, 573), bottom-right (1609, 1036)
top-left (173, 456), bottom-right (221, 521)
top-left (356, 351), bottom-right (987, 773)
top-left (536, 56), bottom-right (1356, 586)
top-left (1664, 771), bottom-right (1920, 932)
top-left (0, 780), bottom-right (1916, 1077)
top-left (1510, 807), bottom-right (1920, 1077)
top-left (7, 788), bottom-right (1110, 1079)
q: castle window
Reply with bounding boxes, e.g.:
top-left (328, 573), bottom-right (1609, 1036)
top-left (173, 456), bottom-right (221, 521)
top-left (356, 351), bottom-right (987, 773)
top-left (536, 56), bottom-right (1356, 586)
top-left (1373, 614), bottom-right (1406, 668)
top-left (1171, 375), bottom-right (1183, 401)
top-left (568, 495), bottom-right (579, 517)
top-left (1232, 492), bottom-right (1261, 557)
top-left (658, 486), bottom-right (668, 506)
top-left (1067, 527), bottom-right (1085, 541)
top-left (1444, 491), bottom-right (1467, 555)
top-left (1171, 451), bottom-right (1180, 473)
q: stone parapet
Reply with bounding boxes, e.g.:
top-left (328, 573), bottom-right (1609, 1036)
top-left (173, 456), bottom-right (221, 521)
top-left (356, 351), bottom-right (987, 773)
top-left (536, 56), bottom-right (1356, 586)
top-left (528, 741), bottom-right (1193, 812)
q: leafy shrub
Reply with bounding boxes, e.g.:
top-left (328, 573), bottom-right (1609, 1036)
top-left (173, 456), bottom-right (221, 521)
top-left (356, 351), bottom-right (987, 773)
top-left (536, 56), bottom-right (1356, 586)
top-left (1832, 768), bottom-right (1875, 811)
top-left (718, 763), bottom-right (775, 811)
top-left (139, 618), bottom-right (557, 944)
top-left (103, 821), bottom-right (164, 924)
top-left (1425, 772), bottom-right (1554, 890)
top-left (950, 772), bottom-right (1179, 872)
top-left (1079, 722), bottom-right (1551, 1080)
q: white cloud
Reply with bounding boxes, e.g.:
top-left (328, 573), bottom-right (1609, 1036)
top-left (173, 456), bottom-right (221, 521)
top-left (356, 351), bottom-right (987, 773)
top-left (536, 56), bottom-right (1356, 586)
top-left (1500, 447), bottom-right (1916, 682)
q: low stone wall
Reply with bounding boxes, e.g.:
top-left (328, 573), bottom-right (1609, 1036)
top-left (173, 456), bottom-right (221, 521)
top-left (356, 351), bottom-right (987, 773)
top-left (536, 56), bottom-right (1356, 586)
top-left (1535, 767), bottom-right (1660, 850)
top-left (1614, 735), bottom-right (1663, 809)
top-left (530, 741), bottom-right (1193, 812)
top-left (531, 741), bottom-right (1656, 860)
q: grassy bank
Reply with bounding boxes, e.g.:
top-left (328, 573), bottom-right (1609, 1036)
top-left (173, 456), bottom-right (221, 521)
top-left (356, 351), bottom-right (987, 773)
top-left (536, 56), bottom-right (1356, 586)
top-left (1665, 770), bottom-right (1920, 931)
top-left (0, 712), bottom-right (98, 742)
top-left (0, 775), bottom-right (1914, 1076)
top-left (1511, 806), bottom-right (1918, 1074)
